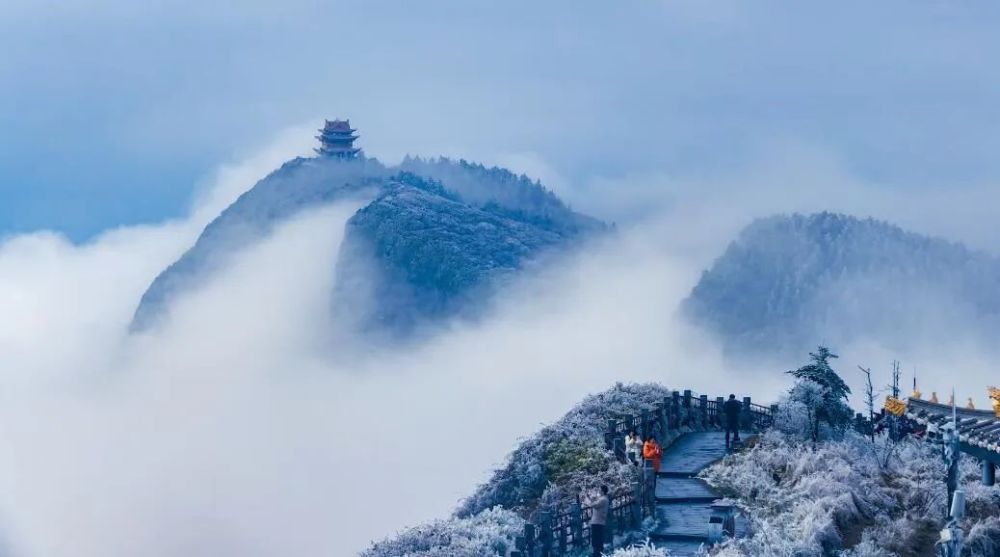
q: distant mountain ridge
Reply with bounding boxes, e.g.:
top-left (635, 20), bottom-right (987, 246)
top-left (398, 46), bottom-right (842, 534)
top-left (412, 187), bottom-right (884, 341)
top-left (683, 212), bottom-right (1000, 355)
top-left (131, 154), bottom-right (603, 334)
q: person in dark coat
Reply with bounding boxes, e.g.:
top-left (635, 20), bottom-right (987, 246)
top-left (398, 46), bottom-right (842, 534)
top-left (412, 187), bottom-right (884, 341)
top-left (723, 394), bottom-right (742, 448)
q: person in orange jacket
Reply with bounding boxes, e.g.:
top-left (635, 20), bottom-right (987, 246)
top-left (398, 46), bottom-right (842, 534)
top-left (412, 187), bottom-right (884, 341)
top-left (643, 435), bottom-right (663, 473)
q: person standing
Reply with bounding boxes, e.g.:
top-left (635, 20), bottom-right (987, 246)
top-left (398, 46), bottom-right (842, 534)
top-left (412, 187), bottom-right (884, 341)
top-left (586, 485), bottom-right (610, 557)
top-left (642, 435), bottom-right (662, 473)
top-left (723, 394), bottom-right (742, 449)
top-left (624, 430), bottom-right (643, 466)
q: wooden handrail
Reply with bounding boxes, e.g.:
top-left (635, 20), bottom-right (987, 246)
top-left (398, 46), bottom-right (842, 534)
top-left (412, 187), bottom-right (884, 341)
top-left (514, 388), bottom-right (774, 556)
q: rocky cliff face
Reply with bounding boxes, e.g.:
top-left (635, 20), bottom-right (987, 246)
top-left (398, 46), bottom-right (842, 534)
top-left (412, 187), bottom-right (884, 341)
top-left (683, 212), bottom-right (1000, 355)
top-left (131, 156), bottom-right (602, 335)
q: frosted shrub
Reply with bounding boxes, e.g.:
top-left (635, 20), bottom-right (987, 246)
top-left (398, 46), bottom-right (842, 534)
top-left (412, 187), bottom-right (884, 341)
top-left (608, 541), bottom-right (672, 556)
top-left (360, 507), bottom-right (523, 557)
top-left (701, 429), bottom-right (947, 556)
top-left (772, 398), bottom-right (811, 441)
top-left (959, 458), bottom-right (1000, 557)
top-left (457, 382), bottom-right (671, 517)
top-left (964, 516), bottom-right (1000, 557)
top-left (368, 383), bottom-right (669, 557)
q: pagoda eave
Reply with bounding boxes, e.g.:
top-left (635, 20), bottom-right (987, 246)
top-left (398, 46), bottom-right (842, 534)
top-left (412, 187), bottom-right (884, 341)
top-left (318, 133), bottom-right (359, 139)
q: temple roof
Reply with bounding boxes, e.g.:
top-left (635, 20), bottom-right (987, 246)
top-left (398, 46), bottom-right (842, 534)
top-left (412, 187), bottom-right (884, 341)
top-left (322, 119), bottom-right (356, 133)
top-left (905, 397), bottom-right (1000, 460)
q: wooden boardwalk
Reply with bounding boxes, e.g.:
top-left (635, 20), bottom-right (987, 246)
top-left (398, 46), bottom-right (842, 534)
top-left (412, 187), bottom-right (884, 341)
top-left (649, 432), bottom-right (747, 555)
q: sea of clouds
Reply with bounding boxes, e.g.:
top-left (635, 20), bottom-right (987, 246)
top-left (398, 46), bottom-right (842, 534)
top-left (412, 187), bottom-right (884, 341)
top-left (0, 124), bottom-right (998, 556)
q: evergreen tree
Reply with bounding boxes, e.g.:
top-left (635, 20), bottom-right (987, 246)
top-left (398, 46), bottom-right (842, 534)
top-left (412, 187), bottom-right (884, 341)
top-left (787, 346), bottom-right (853, 440)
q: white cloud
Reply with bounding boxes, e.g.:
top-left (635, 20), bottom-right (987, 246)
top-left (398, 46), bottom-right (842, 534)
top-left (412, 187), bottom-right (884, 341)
top-left (1, 118), bottom-right (999, 556)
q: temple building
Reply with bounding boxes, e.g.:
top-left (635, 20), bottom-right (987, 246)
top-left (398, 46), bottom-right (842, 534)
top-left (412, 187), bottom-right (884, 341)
top-left (315, 119), bottom-right (361, 158)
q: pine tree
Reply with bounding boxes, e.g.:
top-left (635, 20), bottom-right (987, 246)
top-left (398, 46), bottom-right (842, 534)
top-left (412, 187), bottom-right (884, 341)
top-left (787, 346), bottom-right (853, 440)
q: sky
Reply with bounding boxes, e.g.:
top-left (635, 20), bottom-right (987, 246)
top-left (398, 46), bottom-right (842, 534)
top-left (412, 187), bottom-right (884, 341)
top-left (2, 0), bottom-right (1000, 241)
top-left (2, 2), bottom-right (1000, 556)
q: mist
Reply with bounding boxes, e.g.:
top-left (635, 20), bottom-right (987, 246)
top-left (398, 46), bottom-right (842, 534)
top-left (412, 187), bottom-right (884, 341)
top-left (1, 122), bottom-right (999, 556)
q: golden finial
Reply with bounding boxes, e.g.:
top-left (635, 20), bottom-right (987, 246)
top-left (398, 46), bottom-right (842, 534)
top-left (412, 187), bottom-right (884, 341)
top-left (966, 397), bottom-right (976, 410)
top-left (989, 386), bottom-right (1000, 418)
top-left (911, 388), bottom-right (922, 399)
top-left (930, 391), bottom-right (939, 404)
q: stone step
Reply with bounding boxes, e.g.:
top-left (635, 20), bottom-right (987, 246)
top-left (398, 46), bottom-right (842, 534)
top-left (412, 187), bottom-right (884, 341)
top-left (655, 477), bottom-right (717, 503)
top-left (658, 471), bottom-right (698, 479)
top-left (644, 433), bottom-right (750, 556)
top-left (652, 539), bottom-right (708, 556)
top-left (659, 431), bottom-right (729, 475)
top-left (652, 502), bottom-right (715, 539)
top-left (652, 503), bottom-right (749, 540)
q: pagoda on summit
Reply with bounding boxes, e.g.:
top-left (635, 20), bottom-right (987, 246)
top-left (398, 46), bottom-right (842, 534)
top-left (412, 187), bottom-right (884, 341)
top-left (315, 119), bottom-right (361, 158)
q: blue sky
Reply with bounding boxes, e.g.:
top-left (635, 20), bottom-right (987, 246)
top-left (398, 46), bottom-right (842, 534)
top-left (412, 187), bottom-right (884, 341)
top-left (2, 0), bottom-right (999, 241)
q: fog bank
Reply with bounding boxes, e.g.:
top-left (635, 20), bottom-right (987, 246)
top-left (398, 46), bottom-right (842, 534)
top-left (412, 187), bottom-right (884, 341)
top-left (0, 128), bottom-right (997, 556)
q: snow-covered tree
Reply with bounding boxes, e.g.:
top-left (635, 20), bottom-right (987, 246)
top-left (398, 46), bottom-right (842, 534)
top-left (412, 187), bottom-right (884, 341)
top-left (787, 346), bottom-right (852, 441)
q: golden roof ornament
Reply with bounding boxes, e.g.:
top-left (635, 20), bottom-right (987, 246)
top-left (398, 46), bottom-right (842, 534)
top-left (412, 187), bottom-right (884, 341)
top-left (885, 397), bottom-right (908, 417)
top-left (989, 386), bottom-right (1000, 417)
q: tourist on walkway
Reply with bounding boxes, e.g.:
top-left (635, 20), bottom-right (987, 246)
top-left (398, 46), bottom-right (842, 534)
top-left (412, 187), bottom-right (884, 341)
top-left (585, 485), bottom-right (610, 557)
top-left (643, 435), bottom-right (662, 473)
top-left (625, 430), bottom-right (643, 466)
top-left (723, 394), bottom-right (742, 449)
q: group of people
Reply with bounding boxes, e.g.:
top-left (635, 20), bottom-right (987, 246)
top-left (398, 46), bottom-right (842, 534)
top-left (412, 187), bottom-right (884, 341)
top-left (623, 394), bottom-right (746, 469)
top-left (586, 395), bottom-right (746, 556)
top-left (623, 431), bottom-right (663, 472)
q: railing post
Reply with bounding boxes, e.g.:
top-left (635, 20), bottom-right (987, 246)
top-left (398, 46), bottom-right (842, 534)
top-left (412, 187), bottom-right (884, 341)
top-left (660, 397), bottom-right (670, 433)
top-left (699, 394), bottom-right (709, 429)
top-left (671, 391), bottom-right (680, 429)
top-left (984, 461), bottom-right (997, 486)
top-left (558, 510), bottom-right (567, 554)
top-left (524, 523), bottom-right (536, 556)
top-left (631, 479), bottom-right (642, 526)
top-left (605, 418), bottom-right (616, 451)
top-left (609, 418), bottom-right (625, 462)
top-left (715, 396), bottom-right (725, 428)
top-left (641, 409), bottom-right (651, 440)
top-left (539, 511), bottom-right (553, 557)
top-left (570, 501), bottom-right (583, 548)
top-left (741, 396), bottom-right (752, 430)
top-left (683, 390), bottom-right (692, 427)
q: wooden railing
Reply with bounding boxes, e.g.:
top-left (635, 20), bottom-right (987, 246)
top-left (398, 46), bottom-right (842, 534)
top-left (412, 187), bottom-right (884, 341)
top-left (514, 488), bottom-right (641, 556)
top-left (510, 389), bottom-right (775, 557)
top-left (605, 390), bottom-right (776, 460)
